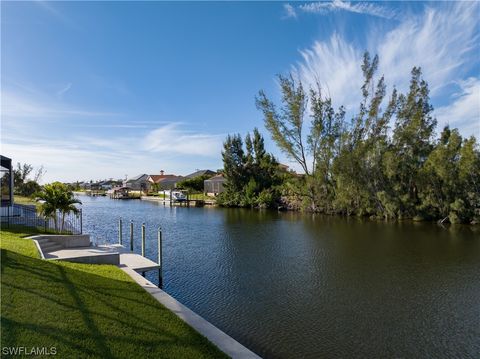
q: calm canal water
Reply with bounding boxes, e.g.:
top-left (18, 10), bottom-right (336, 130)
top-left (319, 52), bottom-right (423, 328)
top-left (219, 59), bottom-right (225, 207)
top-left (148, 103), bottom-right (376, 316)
top-left (79, 195), bottom-right (480, 358)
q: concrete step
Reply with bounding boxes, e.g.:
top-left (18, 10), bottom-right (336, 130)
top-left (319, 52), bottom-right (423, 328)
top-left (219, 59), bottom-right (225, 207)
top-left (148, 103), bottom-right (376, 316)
top-left (36, 238), bottom-right (50, 244)
top-left (41, 242), bottom-right (62, 250)
top-left (44, 244), bottom-right (64, 252)
top-left (40, 240), bottom-right (54, 247)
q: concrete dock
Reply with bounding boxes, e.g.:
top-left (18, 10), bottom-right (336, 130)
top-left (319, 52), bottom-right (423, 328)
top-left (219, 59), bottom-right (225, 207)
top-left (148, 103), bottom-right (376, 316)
top-left (31, 235), bottom-right (160, 273)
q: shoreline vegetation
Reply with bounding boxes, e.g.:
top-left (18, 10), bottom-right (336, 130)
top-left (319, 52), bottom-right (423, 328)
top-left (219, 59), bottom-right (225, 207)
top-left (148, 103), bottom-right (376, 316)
top-left (0, 226), bottom-right (227, 358)
top-left (217, 52), bottom-right (479, 225)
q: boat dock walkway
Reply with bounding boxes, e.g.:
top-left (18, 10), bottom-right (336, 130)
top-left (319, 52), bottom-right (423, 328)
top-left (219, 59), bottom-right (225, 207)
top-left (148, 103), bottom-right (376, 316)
top-left (140, 196), bottom-right (216, 206)
top-left (31, 235), bottom-right (160, 274)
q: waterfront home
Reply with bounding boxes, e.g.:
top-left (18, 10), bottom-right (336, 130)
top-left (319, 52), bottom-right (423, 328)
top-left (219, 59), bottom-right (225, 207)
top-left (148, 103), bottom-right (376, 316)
top-left (204, 174), bottom-right (226, 196)
top-left (156, 176), bottom-right (184, 190)
top-left (126, 174), bottom-right (151, 192)
top-left (80, 181), bottom-right (101, 191)
top-left (185, 169), bottom-right (216, 179)
top-left (148, 171), bottom-right (184, 191)
top-left (98, 179), bottom-right (121, 190)
top-left (147, 170), bottom-right (171, 185)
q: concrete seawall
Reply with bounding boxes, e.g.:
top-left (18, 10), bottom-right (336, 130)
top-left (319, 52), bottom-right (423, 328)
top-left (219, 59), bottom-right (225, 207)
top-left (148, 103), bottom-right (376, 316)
top-left (122, 267), bottom-right (261, 359)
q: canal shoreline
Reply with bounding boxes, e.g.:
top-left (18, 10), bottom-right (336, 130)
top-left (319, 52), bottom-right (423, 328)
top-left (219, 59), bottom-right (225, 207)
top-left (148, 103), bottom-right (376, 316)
top-left (74, 192), bottom-right (480, 226)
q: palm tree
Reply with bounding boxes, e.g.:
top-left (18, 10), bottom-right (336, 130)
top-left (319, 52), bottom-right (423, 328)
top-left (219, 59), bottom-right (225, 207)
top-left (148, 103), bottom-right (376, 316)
top-left (58, 190), bottom-right (82, 232)
top-left (35, 182), bottom-right (82, 233)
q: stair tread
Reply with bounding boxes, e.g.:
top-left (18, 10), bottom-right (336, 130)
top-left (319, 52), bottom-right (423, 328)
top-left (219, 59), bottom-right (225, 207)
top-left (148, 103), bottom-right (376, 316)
top-left (42, 242), bottom-right (61, 248)
top-left (44, 245), bottom-right (64, 252)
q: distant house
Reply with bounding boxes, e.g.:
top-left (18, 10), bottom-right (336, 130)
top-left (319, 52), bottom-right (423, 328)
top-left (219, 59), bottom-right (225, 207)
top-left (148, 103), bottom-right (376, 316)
top-left (126, 174), bottom-right (151, 191)
top-left (98, 180), bottom-right (120, 190)
top-left (185, 169), bottom-right (216, 179)
top-left (148, 171), bottom-right (183, 191)
top-left (157, 176), bottom-right (184, 190)
top-left (204, 174), bottom-right (226, 196)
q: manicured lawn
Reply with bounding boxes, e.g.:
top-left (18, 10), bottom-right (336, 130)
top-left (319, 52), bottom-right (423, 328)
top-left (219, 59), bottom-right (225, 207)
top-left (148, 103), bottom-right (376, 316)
top-left (0, 227), bottom-right (228, 359)
top-left (188, 193), bottom-right (215, 201)
top-left (13, 195), bottom-right (39, 208)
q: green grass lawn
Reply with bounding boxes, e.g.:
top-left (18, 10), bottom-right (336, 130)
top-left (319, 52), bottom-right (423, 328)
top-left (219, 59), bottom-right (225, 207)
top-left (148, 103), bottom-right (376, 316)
top-left (0, 227), bottom-right (228, 359)
top-left (13, 195), bottom-right (39, 208)
top-left (188, 193), bottom-right (215, 201)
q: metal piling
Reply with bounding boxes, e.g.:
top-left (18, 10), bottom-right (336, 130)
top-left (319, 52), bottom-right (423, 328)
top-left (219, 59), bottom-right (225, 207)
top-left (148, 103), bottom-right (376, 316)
top-left (130, 220), bottom-right (134, 251)
top-left (141, 223), bottom-right (146, 257)
top-left (158, 227), bottom-right (163, 288)
top-left (118, 218), bottom-right (123, 245)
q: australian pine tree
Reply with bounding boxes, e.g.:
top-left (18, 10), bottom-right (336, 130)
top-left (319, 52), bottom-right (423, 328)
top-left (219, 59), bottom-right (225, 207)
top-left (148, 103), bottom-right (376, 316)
top-left (256, 75), bottom-right (346, 211)
top-left (256, 51), bottom-right (479, 223)
top-left (333, 53), bottom-right (394, 217)
top-left (219, 129), bottom-right (281, 208)
top-left (384, 67), bottom-right (437, 218)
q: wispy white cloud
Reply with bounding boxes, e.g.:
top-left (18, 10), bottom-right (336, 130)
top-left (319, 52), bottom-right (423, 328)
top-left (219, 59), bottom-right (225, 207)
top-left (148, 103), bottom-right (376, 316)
top-left (293, 2), bottom-right (479, 137)
top-left (435, 78), bottom-right (480, 138)
top-left (56, 82), bottom-right (72, 98)
top-left (143, 124), bottom-right (224, 157)
top-left (72, 124), bottom-right (156, 129)
top-left (1, 86), bottom-right (225, 181)
top-left (295, 32), bottom-right (361, 111)
top-left (2, 91), bottom-right (120, 118)
top-left (1, 141), bottom-right (137, 183)
top-left (2, 122), bottom-right (225, 182)
top-left (295, 0), bottom-right (398, 20)
top-left (283, 3), bottom-right (297, 19)
top-left (376, 3), bottom-right (479, 95)
top-left (34, 0), bottom-right (77, 28)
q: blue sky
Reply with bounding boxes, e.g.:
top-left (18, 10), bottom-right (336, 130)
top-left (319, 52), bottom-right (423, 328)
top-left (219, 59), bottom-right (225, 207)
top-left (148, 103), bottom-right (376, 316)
top-left (2, 1), bottom-right (479, 183)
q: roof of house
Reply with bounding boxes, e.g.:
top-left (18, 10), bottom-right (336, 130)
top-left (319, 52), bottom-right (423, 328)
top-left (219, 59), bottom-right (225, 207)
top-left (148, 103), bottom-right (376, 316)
top-left (185, 169), bottom-right (216, 179)
top-left (127, 174), bottom-right (149, 182)
top-left (99, 180), bottom-right (119, 185)
top-left (157, 176), bottom-right (183, 183)
top-left (204, 174), bottom-right (226, 182)
top-left (148, 174), bottom-right (181, 183)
